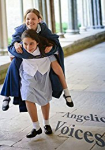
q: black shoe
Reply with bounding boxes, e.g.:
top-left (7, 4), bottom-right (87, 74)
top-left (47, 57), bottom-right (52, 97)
top-left (26, 128), bottom-right (42, 138)
top-left (44, 125), bottom-right (52, 135)
top-left (2, 97), bottom-right (11, 111)
top-left (63, 94), bottom-right (74, 107)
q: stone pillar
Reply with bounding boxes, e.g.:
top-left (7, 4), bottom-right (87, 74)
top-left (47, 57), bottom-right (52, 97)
top-left (20, 0), bottom-right (24, 23)
top-left (101, 0), bottom-right (105, 26)
top-left (57, 0), bottom-right (64, 38)
top-left (91, 0), bottom-right (103, 28)
top-left (0, 0), bottom-right (8, 49)
top-left (42, 0), bottom-right (48, 24)
top-left (46, 0), bottom-right (56, 33)
top-left (96, 0), bottom-right (103, 27)
top-left (79, 0), bottom-right (87, 32)
top-left (38, 0), bottom-right (43, 16)
top-left (50, 0), bottom-right (56, 33)
top-left (46, 0), bottom-right (52, 30)
top-left (33, 0), bottom-right (39, 9)
top-left (66, 0), bottom-right (79, 35)
top-left (86, 0), bottom-right (93, 29)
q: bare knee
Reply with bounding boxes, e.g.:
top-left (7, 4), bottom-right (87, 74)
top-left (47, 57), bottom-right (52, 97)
top-left (25, 100), bottom-right (36, 107)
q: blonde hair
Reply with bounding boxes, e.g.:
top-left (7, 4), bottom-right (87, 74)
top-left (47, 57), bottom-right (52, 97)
top-left (23, 8), bottom-right (42, 22)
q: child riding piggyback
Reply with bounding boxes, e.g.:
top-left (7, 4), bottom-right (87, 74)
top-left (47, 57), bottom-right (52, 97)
top-left (1, 8), bottom-right (74, 112)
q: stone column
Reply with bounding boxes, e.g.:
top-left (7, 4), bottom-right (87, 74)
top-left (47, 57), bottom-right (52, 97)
top-left (79, 0), bottom-right (87, 32)
top-left (46, 0), bottom-right (52, 30)
top-left (86, 0), bottom-right (93, 28)
top-left (42, 0), bottom-right (48, 24)
top-left (101, 0), bottom-right (105, 26)
top-left (96, 0), bottom-right (103, 28)
top-left (20, 0), bottom-right (24, 23)
top-left (38, 0), bottom-right (43, 16)
top-left (91, 0), bottom-right (103, 28)
top-left (66, 0), bottom-right (79, 35)
top-left (50, 0), bottom-right (56, 33)
top-left (46, 0), bottom-right (56, 33)
top-left (33, 0), bottom-right (39, 9)
top-left (0, 0), bottom-right (8, 49)
top-left (57, 0), bottom-right (64, 38)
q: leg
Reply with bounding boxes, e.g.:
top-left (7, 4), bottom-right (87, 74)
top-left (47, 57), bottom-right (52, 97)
top-left (41, 103), bottom-right (52, 134)
top-left (2, 56), bottom-right (12, 111)
top-left (25, 101), bottom-right (42, 138)
top-left (41, 103), bottom-right (50, 120)
top-left (26, 101), bottom-right (38, 122)
top-left (1, 57), bottom-right (22, 111)
top-left (51, 61), bottom-right (67, 89)
top-left (51, 61), bottom-right (74, 107)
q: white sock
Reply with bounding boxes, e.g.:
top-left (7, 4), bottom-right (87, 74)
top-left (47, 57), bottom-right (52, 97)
top-left (33, 121), bottom-right (40, 131)
top-left (4, 96), bottom-right (10, 100)
top-left (64, 88), bottom-right (72, 102)
top-left (43, 119), bottom-right (49, 126)
top-left (2, 97), bottom-right (10, 106)
top-left (64, 88), bottom-right (70, 96)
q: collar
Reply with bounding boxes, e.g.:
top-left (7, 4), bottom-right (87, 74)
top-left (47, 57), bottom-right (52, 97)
top-left (28, 47), bottom-right (40, 56)
top-left (26, 23), bottom-right (41, 33)
top-left (36, 24), bottom-right (41, 33)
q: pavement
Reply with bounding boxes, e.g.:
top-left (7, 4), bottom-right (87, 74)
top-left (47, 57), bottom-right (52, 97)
top-left (0, 34), bottom-right (105, 149)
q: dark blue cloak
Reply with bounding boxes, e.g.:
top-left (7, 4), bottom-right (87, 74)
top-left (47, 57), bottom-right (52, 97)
top-left (1, 22), bottom-right (64, 112)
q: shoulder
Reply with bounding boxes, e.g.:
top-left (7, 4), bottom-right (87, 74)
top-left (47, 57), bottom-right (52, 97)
top-left (15, 23), bottom-right (27, 33)
top-left (39, 22), bottom-right (48, 31)
top-left (39, 22), bottom-right (59, 38)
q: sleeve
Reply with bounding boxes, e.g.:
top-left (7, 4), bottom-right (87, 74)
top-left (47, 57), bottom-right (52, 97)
top-left (8, 45), bottom-right (43, 59)
top-left (8, 51), bottom-right (14, 58)
top-left (45, 45), bottom-right (59, 56)
top-left (8, 45), bottom-right (33, 59)
top-left (10, 24), bottom-right (26, 46)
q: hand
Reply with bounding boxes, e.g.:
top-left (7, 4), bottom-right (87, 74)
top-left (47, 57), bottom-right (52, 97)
top-left (14, 42), bottom-right (23, 53)
top-left (45, 46), bottom-right (52, 53)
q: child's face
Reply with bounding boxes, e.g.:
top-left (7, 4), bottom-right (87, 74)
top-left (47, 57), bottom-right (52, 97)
top-left (26, 12), bottom-right (41, 30)
top-left (23, 37), bottom-right (38, 53)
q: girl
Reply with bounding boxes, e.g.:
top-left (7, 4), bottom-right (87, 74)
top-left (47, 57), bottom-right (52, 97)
top-left (20, 29), bottom-right (55, 138)
top-left (1, 8), bottom-right (74, 112)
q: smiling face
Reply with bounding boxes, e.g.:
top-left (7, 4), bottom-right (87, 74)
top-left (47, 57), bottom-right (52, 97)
top-left (22, 37), bottom-right (39, 53)
top-left (25, 12), bottom-right (41, 30)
